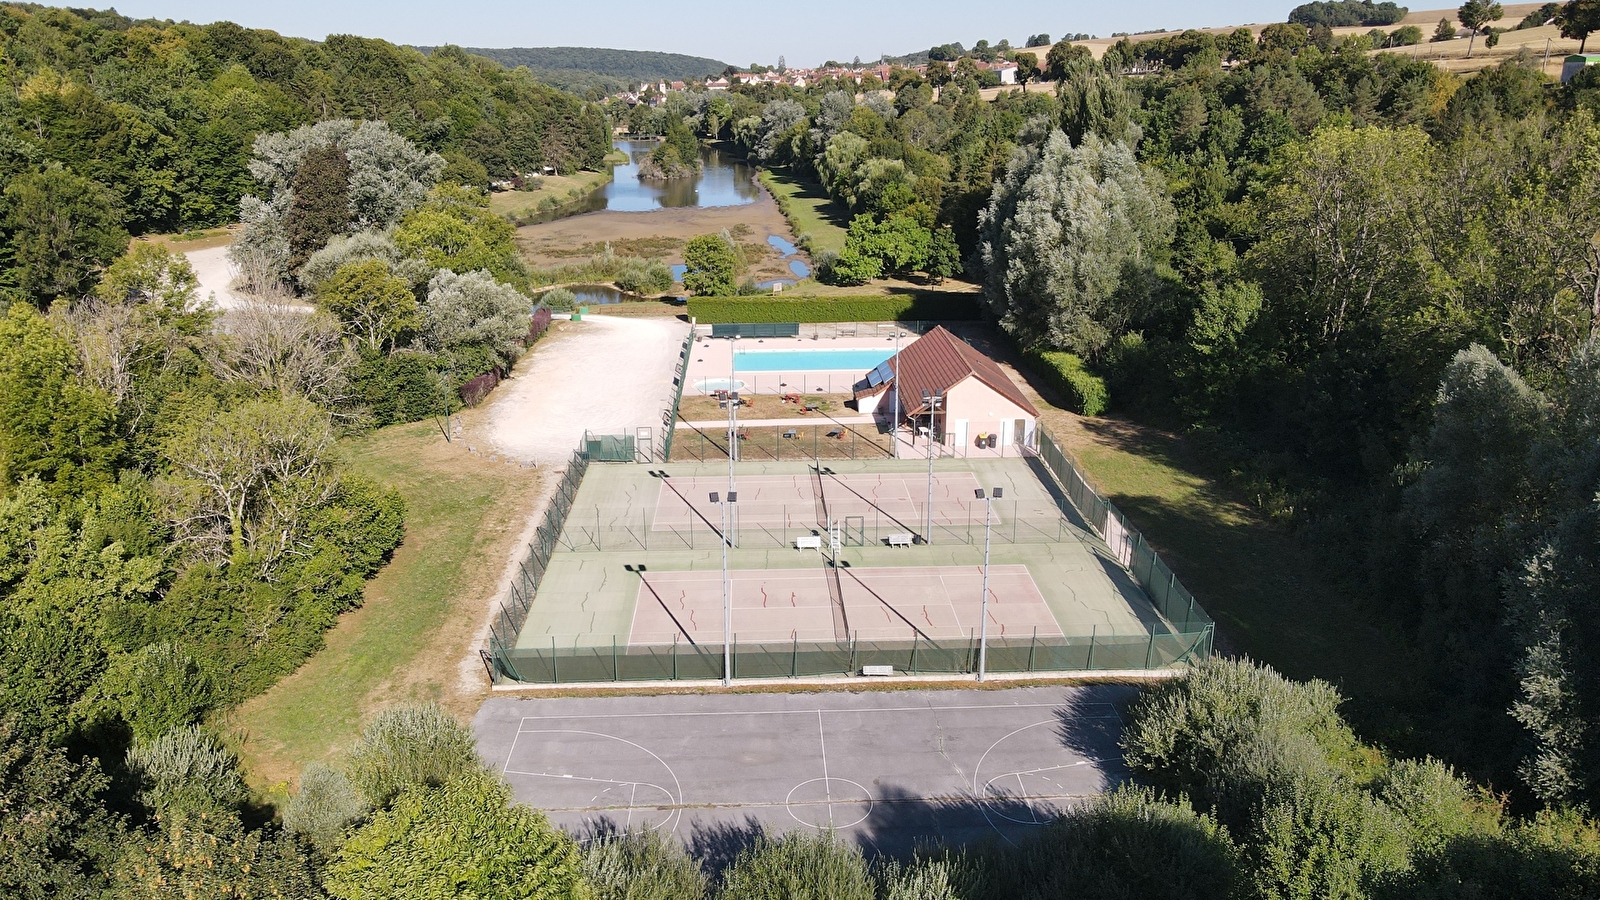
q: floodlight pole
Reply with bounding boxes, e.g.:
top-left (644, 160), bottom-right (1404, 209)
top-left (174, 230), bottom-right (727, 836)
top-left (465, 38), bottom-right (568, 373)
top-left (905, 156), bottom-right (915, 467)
top-left (713, 490), bottom-right (735, 686)
top-left (976, 486), bottom-right (1001, 682)
top-left (922, 390), bottom-right (943, 545)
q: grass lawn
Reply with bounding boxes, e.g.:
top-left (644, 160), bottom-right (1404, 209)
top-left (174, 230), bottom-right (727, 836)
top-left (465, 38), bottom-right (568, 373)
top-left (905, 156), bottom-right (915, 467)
top-left (996, 350), bottom-right (1439, 759)
top-left (489, 150), bottom-right (626, 221)
top-left (759, 168), bottom-right (850, 255)
top-left (226, 419), bottom-right (542, 792)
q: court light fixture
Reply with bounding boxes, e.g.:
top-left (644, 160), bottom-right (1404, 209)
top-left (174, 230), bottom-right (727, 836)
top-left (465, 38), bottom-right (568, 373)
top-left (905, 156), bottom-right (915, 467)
top-left (709, 492), bottom-right (719, 503)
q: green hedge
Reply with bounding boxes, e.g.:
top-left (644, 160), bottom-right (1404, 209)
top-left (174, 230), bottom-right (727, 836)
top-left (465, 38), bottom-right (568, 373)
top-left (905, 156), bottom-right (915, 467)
top-left (1026, 349), bottom-right (1109, 416)
top-left (686, 293), bottom-right (980, 324)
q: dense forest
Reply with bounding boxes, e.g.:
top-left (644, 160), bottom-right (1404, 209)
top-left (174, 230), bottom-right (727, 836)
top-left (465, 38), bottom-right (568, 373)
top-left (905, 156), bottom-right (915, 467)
top-left (437, 46), bottom-right (731, 98)
top-left (636, 18), bottom-right (1600, 806)
top-left (0, 3), bottom-right (610, 256)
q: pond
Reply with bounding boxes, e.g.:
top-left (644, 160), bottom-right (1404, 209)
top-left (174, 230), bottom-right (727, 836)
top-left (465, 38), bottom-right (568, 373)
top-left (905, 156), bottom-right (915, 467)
top-left (536, 284), bottom-right (627, 306)
top-left (532, 140), bottom-right (761, 221)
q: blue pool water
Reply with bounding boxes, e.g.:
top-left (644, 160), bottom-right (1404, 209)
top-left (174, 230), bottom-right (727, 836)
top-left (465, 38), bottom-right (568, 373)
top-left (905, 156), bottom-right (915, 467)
top-left (735, 348), bottom-right (895, 372)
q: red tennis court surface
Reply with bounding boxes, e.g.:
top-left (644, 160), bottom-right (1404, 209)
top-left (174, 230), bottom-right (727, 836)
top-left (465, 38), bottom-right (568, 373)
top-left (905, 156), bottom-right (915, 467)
top-left (651, 471), bottom-right (994, 533)
top-left (630, 564), bottom-right (1062, 645)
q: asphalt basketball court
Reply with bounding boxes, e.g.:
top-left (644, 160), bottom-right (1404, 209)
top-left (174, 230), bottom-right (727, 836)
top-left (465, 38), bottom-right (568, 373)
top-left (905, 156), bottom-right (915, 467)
top-left (474, 684), bottom-right (1135, 855)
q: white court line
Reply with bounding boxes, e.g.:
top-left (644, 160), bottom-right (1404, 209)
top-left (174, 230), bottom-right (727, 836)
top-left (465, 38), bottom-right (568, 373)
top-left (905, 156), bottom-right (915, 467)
top-left (817, 709), bottom-right (832, 826)
top-left (514, 701), bottom-right (1121, 725)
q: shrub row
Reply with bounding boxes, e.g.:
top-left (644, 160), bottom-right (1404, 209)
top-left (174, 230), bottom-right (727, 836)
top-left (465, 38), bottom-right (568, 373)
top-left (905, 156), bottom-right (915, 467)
top-left (687, 293), bottom-right (980, 324)
top-left (1025, 348), bottom-right (1109, 416)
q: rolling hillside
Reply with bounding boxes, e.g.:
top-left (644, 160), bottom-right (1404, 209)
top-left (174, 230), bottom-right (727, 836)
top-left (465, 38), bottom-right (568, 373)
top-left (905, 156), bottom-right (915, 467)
top-left (422, 46), bottom-right (730, 96)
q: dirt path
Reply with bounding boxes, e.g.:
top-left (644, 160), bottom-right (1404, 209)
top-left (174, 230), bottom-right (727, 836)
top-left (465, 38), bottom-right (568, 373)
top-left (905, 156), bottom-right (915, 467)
top-left (480, 314), bottom-right (686, 465)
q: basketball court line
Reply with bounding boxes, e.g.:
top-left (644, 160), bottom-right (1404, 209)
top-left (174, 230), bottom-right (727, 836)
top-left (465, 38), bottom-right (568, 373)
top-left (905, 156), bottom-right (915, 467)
top-left (512, 701), bottom-right (1123, 724)
top-left (491, 693), bottom-right (1128, 847)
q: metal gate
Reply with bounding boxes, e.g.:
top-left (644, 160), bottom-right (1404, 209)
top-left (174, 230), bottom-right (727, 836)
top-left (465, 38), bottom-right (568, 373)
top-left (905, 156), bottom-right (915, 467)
top-left (584, 431), bottom-right (636, 462)
top-left (634, 426), bottom-right (653, 463)
top-left (844, 516), bottom-right (865, 547)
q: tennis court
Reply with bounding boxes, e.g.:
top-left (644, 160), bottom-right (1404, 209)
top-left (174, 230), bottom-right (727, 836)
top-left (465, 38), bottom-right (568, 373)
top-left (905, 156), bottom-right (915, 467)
top-left (649, 471), bottom-right (996, 536)
top-left (629, 564), bottom-right (1062, 644)
top-left (502, 456), bottom-right (1207, 682)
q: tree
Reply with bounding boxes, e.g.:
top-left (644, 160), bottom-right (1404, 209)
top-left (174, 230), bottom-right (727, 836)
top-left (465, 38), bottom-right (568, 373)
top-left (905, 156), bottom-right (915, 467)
top-left (977, 131), bottom-right (1175, 357)
top-left (1045, 40), bottom-right (1093, 82)
top-left (94, 244), bottom-right (200, 312)
top-left (209, 302), bottom-right (358, 411)
top-left (0, 167), bottom-right (128, 307)
top-left (682, 233), bottom-right (741, 296)
top-left (0, 305), bottom-right (121, 496)
top-left (159, 396), bottom-right (337, 563)
top-left (283, 142), bottom-right (352, 274)
top-left (1225, 27), bottom-right (1257, 62)
top-left (1014, 52), bottom-right (1041, 91)
top-left (318, 260), bottom-right (419, 351)
top-left (839, 215), bottom-right (932, 277)
top-left (1433, 17), bottom-right (1459, 41)
top-left (1245, 125), bottom-right (1430, 350)
top-left (926, 227), bottom-right (963, 284)
top-left (1557, 0), bottom-right (1600, 51)
top-left (0, 717), bottom-right (121, 900)
top-left (419, 269), bottom-right (533, 370)
top-left (1026, 33), bottom-right (1052, 47)
top-left (1459, 1), bottom-right (1505, 57)
top-left (328, 773), bottom-right (587, 900)
top-left (393, 185), bottom-right (526, 287)
top-left (118, 810), bottom-right (320, 899)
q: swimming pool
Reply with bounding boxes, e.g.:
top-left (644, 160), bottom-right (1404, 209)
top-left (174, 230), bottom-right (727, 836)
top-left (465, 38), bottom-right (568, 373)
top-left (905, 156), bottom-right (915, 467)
top-left (734, 348), bottom-right (895, 372)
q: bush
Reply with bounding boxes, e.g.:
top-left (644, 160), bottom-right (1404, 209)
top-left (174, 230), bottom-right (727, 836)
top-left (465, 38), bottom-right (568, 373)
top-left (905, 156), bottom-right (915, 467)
top-left (1025, 349), bottom-right (1108, 416)
top-left (539, 287), bottom-right (578, 310)
top-left (351, 348), bottom-right (448, 426)
top-left (1391, 24), bottom-right (1424, 44)
top-left (939, 785), bottom-right (1241, 900)
top-left (284, 763), bottom-right (364, 853)
top-left (583, 830), bottom-right (707, 900)
top-left (686, 294), bottom-right (980, 324)
top-left (613, 257), bottom-right (674, 294)
top-left (125, 726), bottom-right (249, 815)
top-left (1121, 657), bottom-right (1364, 828)
top-left (718, 831), bottom-right (873, 900)
top-left (345, 704), bottom-right (483, 810)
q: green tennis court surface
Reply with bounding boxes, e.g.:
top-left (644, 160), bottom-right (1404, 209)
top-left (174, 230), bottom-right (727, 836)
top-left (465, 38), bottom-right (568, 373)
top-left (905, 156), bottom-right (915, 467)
top-left (514, 458), bottom-right (1178, 657)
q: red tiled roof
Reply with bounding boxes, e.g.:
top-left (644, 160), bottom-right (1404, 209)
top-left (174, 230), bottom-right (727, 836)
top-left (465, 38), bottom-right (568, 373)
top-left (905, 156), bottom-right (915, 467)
top-left (856, 326), bottom-right (1038, 417)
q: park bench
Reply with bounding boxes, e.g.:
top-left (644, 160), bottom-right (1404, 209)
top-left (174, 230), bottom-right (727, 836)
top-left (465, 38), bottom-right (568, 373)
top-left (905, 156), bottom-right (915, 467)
top-left (860, 665), bottom-right (895, 677)
top-left (887, 532), bottom-right (914, 547)
top-left (795, 535), bottom-right (822, 552)
top-left (783, 429), bottom-right (798, 439)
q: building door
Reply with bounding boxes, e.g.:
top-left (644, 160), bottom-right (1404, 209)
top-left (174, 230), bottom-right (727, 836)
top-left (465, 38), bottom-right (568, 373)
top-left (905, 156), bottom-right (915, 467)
top-left (1013, 419), bottom-right (1027, 446)
top-left (952, 419), bottom-right (968, 457)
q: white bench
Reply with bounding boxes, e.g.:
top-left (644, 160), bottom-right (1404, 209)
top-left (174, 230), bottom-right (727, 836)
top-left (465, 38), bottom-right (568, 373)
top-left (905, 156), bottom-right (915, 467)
top-left (861, 665), bottom-right (895, 677)
top-left (794, 535), bottom-right (822, 552)
top-left (887, 532), bottom-right (915, 547)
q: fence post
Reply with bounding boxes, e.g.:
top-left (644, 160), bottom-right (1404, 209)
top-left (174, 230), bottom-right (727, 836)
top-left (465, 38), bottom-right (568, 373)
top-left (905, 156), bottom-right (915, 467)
top-left (791, 634), bottom-right (799, 677)
top-left (1144, 631), bottom-right (1155, 669)
top-left (552, 635), bottom-right (559, 683)
top-left (613, 635), bottom-right (619, 681)
top-left (1086, 625), bottom-right (1096, 669)
top-left (848, 632), bottom-right (857, 675)
top-left (1028, 628), bottom-right (1037, 673)
top-left (672, 635), bottom-right (678, 680)
top-left (909, 632), bottom-right (919, 674)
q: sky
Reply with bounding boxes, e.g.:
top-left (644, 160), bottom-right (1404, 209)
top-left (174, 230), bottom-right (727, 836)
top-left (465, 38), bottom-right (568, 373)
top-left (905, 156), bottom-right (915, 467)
top-left (105, 0), bottom-right (1297, 67)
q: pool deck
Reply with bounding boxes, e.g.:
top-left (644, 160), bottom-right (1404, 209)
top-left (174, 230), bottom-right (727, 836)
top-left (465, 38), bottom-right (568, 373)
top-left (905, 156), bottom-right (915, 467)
top-left (685, 333), bottom-right (910, 396)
